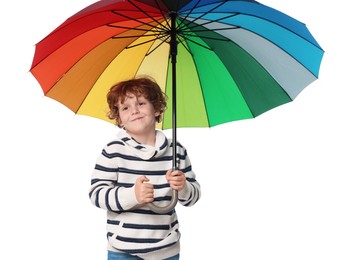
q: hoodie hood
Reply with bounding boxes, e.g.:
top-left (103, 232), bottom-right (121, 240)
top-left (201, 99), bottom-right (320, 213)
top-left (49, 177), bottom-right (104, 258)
top-left (116, 130), bottom-right (170, 160)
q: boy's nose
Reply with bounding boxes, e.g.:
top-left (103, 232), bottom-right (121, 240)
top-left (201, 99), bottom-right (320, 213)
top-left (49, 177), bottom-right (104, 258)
top-left (131, 106), bottom-right (140, 114)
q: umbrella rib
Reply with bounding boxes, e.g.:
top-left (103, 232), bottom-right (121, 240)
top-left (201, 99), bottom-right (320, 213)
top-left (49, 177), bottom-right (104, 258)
top-left (177, 23), bottom-right (235, 51)
top-left (112, 32), bottom-right (167, 39)
top-left (176, 0), bottom-right (203, 29)
top-left (177, 37), bottom-right (194, 55)
top-left (178, 34), bottom-right (212, 51)
top-left (127, 0), bottom-right (169, 31)
top-left (110, 10), bottom-right (167, 33)
top-left (152, 0), bottom-right (171, 30)
top-left (187, 26), bottom-right (239, 33)
top-left (177, 14), bottom-right (240, 45)
top-left (177, 0), bottom-right (229, 32)
top-left (125, 34), bottom-right (169, 49)
top-left (107, 23), bottom-right (158, 32)
top-left (180, 28), bottom-right (234, 42)
top-left (145, 37), bottom-right (170, 56)
top-left (182, 13), bottom-right (239, 32)
top-left (194, 10), bottom-right (322, 52)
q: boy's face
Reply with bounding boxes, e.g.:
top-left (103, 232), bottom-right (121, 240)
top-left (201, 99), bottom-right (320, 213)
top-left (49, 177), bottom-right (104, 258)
top-left (118, 93), bottom-right (160, 136)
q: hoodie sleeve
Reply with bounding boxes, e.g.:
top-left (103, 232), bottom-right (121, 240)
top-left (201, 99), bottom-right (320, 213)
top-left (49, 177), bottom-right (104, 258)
top-left (88, 144), bottom-right (139, 212)
top-left (177, 144), bottom-right (201, 207)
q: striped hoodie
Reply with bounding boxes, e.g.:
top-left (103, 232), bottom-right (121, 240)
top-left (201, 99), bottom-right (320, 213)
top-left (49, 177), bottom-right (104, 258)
top-left (89, 130), bottom-right (201, 259)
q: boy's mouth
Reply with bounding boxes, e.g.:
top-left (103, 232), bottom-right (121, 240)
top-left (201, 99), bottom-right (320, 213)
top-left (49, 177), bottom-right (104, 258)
top-left (131, 117), bottom-right (143, 122)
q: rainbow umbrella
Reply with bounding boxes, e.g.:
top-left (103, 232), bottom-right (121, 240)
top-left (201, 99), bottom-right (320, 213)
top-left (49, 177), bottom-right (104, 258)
top-left (30, 0), bottom-right (324, 212)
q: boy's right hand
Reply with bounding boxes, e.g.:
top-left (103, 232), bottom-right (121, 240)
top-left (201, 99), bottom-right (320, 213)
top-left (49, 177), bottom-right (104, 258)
top-left (135, 176), bottom-right (154, 204)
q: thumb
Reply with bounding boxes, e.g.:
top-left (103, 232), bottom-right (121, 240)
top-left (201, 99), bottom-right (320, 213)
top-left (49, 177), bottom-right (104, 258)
top-left (138, 175), bottom-right (149, 184)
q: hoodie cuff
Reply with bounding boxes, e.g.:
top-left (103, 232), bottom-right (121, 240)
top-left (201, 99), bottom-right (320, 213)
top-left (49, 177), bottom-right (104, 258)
top-left (118, 186), bottom-right (139, 210)
top-left (178, 181), bottom-right (191, 201)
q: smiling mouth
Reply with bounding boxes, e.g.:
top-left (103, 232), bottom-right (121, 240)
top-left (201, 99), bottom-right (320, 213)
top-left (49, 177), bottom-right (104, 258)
top-left (132, 117), bottom-right (143, 122)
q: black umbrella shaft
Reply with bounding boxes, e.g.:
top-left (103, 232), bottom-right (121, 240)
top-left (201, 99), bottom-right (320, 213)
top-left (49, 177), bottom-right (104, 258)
top-left (170, 12), bottom-right (177, 170)
top-left (147, 11), bottom-right (179, 214)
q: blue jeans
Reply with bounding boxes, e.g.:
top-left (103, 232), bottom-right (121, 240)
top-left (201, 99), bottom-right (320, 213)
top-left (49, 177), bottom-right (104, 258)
top-left (108, 251), bottom-right (179, 260)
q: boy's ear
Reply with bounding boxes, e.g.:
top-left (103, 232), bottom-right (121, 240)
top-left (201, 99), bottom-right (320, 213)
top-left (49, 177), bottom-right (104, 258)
top-left (155, 111), bottom-right (161, 117)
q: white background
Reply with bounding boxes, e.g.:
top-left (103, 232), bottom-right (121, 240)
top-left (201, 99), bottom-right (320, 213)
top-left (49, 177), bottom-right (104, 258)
top-left (1, 0), bottom-right (348, 259)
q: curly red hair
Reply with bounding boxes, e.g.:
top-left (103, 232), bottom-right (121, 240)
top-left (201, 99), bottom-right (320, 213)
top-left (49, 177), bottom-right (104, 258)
top-left (107, 77), bottom-right (167, 127)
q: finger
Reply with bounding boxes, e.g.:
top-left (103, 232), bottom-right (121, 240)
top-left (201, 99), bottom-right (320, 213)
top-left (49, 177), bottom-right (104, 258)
top-left (171, 170), bottom-right (179, 176)
top-left (143, 182), bottom-right (154, 189)
top-left (172, 171), bottom-right (185, 179)
top-left (166, 169), bottom-right (173, 179)
top-left (173, 174), bottom-right (185, 182)
top-left (143, 197), bottom-right (154, 203)
top-left (143, 189), bottom-right (154, 201)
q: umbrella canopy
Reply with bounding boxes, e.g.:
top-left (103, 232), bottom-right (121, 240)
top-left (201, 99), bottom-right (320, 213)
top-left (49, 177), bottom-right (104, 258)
top-left (30, 0), bottom-right (324, 130)
top-left (30, 0), bottom-right (324, 213)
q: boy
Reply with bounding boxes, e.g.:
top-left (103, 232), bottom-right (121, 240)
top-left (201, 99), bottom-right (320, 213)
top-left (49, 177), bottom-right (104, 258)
top-left (89, 77), bottom-right (201, 259)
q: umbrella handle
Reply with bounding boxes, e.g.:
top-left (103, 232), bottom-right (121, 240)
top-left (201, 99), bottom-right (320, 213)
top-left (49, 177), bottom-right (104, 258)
top-left (147, 189), bottom-right (178, 214)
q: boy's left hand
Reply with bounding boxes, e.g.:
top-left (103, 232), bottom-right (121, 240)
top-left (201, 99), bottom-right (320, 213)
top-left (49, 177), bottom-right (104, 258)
top-left (166, 169), bottom-right (186, 191)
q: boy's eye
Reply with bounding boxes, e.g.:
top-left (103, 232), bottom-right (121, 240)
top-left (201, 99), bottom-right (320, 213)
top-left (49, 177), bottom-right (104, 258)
top-left (138, 102), bottom-right (145, 106)
top-left (121, 106), bottom-right (128, 111)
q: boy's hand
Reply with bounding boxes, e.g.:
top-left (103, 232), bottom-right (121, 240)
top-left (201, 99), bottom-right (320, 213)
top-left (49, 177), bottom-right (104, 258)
top-left (166, 169), bottom-right (186, 191)
top-left (135, 176), bottom-right (154, 203)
